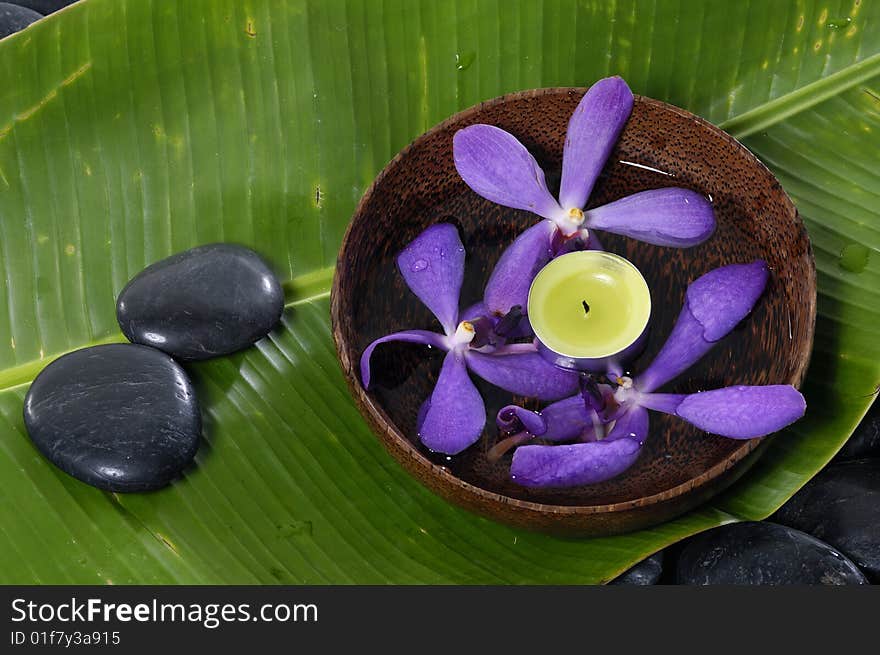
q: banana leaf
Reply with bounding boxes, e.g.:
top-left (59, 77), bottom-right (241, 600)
top-left (0, 0), bottom-right (877, 584)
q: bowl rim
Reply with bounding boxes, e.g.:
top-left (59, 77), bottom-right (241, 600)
top-left (330, 86), bottom-right (816, 521)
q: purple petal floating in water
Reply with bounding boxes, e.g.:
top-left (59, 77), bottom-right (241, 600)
top-left (585, 188), bottom-right (715, 247)
top-left (396, 223), bottom-right (466, 335)
top-left (686, 260), bottom-right (769, 341)
top-left (419, 350), bottom-right (486, 455)
top-left (633, 308), bottom-right (710, 394)
top-left (453, 124), bottom-right (563, 220)
top-left (558, 76), bottom-right (634, 212)
top-left (498, 393), bottom-right (603, 443)
top-left (466, 348), bottom-right (579, 400)
top-left (604, 405), bottom-right (649, 443)
top-left (510, 427), bottom-right (644, 488)
top-left (541, 394), bottom-right (598, 441)
top-left (637, 392), bottom-right (687, 415)
top-left (672, 385), bottom-right (805, 439)
top-left (636, 260), bottom-right (769, 392)
top-left (360, 330), bottom-right (449, 389)
top-left (496, 405), bottom-right (548, 437)
top-left (483, 220), bottom-right (555, 316)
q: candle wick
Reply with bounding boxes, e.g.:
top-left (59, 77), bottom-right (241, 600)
top-left (582, 300), bottom-right (590, 315)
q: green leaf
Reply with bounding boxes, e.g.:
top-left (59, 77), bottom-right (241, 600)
top-left (0, 0), bottom-right (877, 583)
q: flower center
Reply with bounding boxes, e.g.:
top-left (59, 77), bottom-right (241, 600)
top-left (567, 207), bottom-right (585, 225)
top-left (555, 207), bottom-right (586, 237)
top-left (453, 321), bottom-right (476, 346)
top-left (612, 377), bottom-right (638, 405)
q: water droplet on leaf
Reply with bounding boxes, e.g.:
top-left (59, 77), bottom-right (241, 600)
top-left (839, 243), bottom-right (869, 273)
top-left (455, 51), bottom-right (475, 71)
top-left (826, 16), bottom-right (852, 30)
top-left (411, 259), bottom-right (428, 272)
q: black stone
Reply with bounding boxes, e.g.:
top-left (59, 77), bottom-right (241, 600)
top-left (834, 402), bottom-right (880, 461)
top-left (674, 522), bottom-right (867, 585)
top-left (774, 459), bottom-right (880, 582)
top-left (0, 2), bottom-right (41, 39)
top-left (9, 1), bottom-right (75, 15)
top-left (609, 551), bottom-right (664, 585)
top-left (116, 244), bottom-right (284, 361)
top-left (23, 344), bottom-right (201, 492)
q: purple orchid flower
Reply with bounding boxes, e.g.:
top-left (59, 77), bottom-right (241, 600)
top-left (360, 223), bottom-right (579, 456)
top-left (453, 76), bottom-right (716, 317)
top-left (494, 260), bottom-right (807, 488)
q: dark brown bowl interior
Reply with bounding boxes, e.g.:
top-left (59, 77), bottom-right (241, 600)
top-left (331, 88), bottom-right (816, 536)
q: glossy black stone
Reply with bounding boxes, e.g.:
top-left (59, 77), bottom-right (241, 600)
top-left (609, 551), bottom-right (664, 585)
top-left (0, 2), bottom-right (41, 39)
top-left (834, 403), bottom-right (880, 461)
top-left (23, 344), bottom-right (201, 492)
top-left (775, 459), bottom-right (880, 582)
top-left (116, 244), bottom-right (284, 361)
top-left (675, 522), bottom-right (867, 585)
top-left (9, 1), bottom-right (74, 14)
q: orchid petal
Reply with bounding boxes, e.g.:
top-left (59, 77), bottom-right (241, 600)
top-left (637, 392), bottom-right (687, 415)
top-left (419, 350), bottom-right (486, 455)
top-left (360, 330), bottom-right (449, 389)
top-left (510, 428), bottom-right (644, 488)
top-left (483, 220), bottom-right (555, 316)
top-left (559, 76), bottom-right (634, 211)
top-left (453, 124), bottom-right (563, 220)
top-left (466, 349), bottom-right (579, 401)
top-left (605, 405), bottom-right (650, 443)
top-left (496, 405), bottom-right (548, 437)
top-left (544, 394), bottom-right (602, 441)
top-left (460, 301), bottom-right (489, 322)
top-left (585, 188), bottom-right (715, 247)
top-left (636, 260), bottom-right (769, 392)
top-left (397, 223), bottom-right (466, 335)
top-left (671, 385), bottom-right (806, 439)
top-left (687, 260), bottom-right (769, 341)
top-left (633, 308), bottom-right (710, 394)
top-left (497, 393), bottom-right (596, 442)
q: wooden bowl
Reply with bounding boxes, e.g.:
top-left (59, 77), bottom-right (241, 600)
top-left (331, 88), bottom-right (816, 536)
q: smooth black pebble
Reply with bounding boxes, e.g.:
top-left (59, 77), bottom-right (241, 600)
top-left (116, 244), bottom-right (284, 361)
top-left (775, 459), bottom-right (880, 582)
top-left (675, 522), bottom-right (867, 585)
top-left (833, 403), bottom-right (880, 461)
top-left (0, 2), bottom-right (41, 39)
top-left (8, 1), bottom-right (75, 14)
top-left (609, 551), bottom-right (664, 585)
top-left (23, 344), bottom-right (201, 492)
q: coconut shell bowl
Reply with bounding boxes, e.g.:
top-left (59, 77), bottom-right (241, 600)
top-left (330, 87), bottom-right (816, 537)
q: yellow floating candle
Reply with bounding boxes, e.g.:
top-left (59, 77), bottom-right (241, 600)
top-left (528, 251), bottom-right (651, 371)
